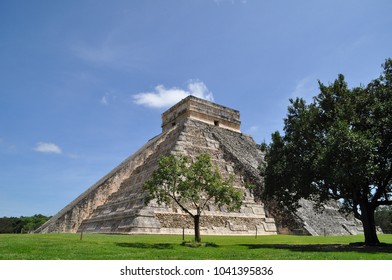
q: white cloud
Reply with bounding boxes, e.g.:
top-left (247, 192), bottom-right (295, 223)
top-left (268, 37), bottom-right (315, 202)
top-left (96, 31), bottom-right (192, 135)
top-left (291, 75), bottom-right (318, 103)
top-left (133, 80), bottom-right (214, 109)
top-left (100, 95), bottom-right (108, 105)
top-left (100, 91), bottom-right (118, 106)
top-left (34, 142), bottom-right (62, 154)
top-left (246, 125), bottom-right (259, 135)
top-left (71, 42), bottom-right (140, 71)
top-left (72, 43), bottom-right (119, 65)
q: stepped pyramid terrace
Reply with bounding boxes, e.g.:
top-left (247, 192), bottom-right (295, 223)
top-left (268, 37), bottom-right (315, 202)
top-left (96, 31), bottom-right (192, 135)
top-left (36, 96), bottom-right (362, 236)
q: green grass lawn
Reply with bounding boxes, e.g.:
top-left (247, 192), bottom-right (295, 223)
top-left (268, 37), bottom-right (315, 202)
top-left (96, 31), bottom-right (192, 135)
top-left (1, 233), bottom-right (392, 260)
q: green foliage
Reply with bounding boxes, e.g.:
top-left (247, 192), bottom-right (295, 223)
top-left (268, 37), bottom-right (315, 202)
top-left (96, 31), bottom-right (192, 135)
top-left (144, 154), bottom-right (189, 209)
top-left (144, 153), bottom-right (242, 242)
top-left (259, 141), bottom-right (268, 152)
top-left (375, 206), bottom-right (392, 232)
top-left (264, 58), bottom-right (392, 246)
top-left (0, 217), bottom-right (15, 233)
top-left (0, 214), bottom-right (50, 234)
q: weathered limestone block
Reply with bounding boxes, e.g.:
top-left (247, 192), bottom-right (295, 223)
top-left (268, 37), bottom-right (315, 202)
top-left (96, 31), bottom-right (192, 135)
top-left (36, 96), bottom-right (360, 237)
top-left (37, 96), bottom-right (276, 235)
top-left (294, 199), bottom-right (362, 236)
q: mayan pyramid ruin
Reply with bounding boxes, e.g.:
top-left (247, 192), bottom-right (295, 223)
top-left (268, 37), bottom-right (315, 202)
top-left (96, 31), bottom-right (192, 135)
top-left (36, 96), bottom-right (363, 236)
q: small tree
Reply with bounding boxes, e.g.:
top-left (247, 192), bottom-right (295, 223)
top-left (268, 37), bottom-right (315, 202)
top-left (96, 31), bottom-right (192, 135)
top-left (144, 153), bottom-right (243, 242)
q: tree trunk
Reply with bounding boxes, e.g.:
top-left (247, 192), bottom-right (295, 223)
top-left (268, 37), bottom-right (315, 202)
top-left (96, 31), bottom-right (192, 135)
top-left (194, 214), bottom-right (201, 243)
top-left (360, 202), bottom-right (380, 246)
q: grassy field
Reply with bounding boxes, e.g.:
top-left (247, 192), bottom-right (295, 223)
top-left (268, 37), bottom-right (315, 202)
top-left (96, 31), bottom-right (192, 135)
top-left (1, 233), bottom-right (392, 260)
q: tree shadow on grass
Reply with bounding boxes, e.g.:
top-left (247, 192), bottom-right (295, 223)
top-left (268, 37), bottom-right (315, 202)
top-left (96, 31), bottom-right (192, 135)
top-left (115, 242), bottom-right (174, 250)
top-left (241, 243), bottom-right (392, 254)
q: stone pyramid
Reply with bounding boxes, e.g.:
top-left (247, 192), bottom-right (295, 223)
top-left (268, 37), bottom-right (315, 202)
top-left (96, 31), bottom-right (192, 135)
top-left (36, 96), bottom-right (277, 235)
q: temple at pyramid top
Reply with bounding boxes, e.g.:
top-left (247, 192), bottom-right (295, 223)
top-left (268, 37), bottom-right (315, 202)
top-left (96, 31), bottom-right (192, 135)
top-left (161, 95), bottom-right (241, 133)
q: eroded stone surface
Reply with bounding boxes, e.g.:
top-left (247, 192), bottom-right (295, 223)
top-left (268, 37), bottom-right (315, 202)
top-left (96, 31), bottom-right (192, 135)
top-left (36, 96), bottom-right (361, 236)
top-left (36, 96), bottom-right (276, 235)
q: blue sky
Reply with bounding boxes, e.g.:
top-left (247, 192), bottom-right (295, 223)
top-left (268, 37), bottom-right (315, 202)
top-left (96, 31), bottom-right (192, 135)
top-left (1, 0), bottom-right (391, 217)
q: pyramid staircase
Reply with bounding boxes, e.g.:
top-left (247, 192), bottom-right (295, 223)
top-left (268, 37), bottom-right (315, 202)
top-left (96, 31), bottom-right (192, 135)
top-left (36, 96), bottom-right (277, 235)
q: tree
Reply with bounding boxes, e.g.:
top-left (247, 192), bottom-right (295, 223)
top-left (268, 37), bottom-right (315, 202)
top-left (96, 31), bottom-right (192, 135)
top-left (375, 206), bottom-right (392, 233)
top-left (0, 217), bottom-right (15, 233)
top-left (21, 214), bottom-right (51, 233)
top-left (0, 214), bottom-right (50, 233)
top-left (144, 153), bottom-right (243, 242)
top-left (263, 59), bottom-right (392, 246)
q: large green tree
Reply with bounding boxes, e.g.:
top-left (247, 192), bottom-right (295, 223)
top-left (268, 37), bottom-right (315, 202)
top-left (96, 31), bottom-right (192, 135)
top-left (144, 153), bottom-right (242, 242)
top-left (263, 59), bottom-right (392, 246)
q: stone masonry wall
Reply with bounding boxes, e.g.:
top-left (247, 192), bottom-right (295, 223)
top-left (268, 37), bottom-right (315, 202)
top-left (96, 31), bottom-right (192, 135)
top-left (35, 129), bottom-right (176, 233)
top-left (36, 95), bottom-right (360, 236)
top-left (76, 118), bottom-right (277, 235)
top-left (162, 96), bottom-right (240, 133)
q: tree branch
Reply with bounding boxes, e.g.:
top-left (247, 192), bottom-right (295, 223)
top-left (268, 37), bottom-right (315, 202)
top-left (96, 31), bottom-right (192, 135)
top-left (201, 194), bottom-right (215, 211)
top-left (169, 193), bottom-right (194, 218)
top-left (375, 200), bottom-right (392, 207)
